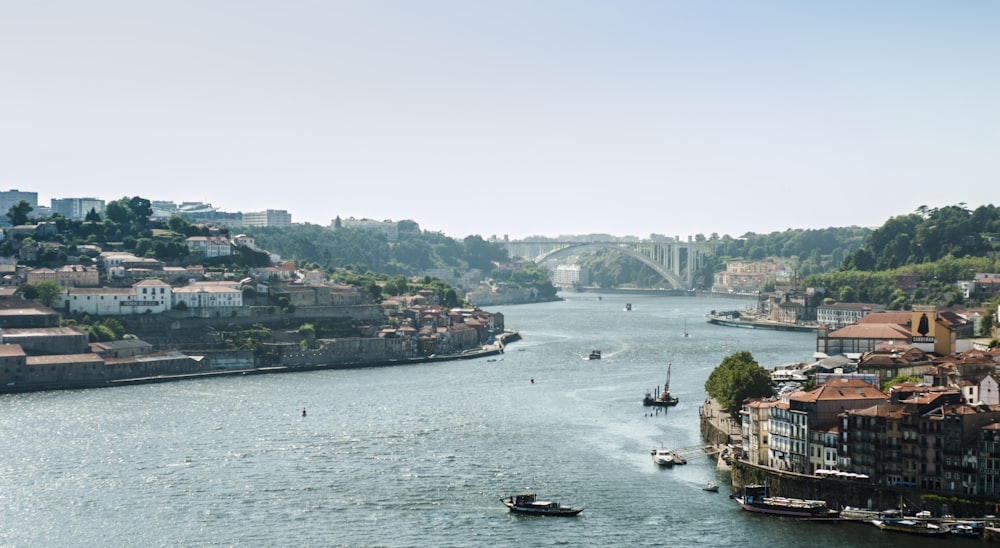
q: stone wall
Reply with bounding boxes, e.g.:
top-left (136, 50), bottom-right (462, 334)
top-left (279, 337), bottom-right (413, 367)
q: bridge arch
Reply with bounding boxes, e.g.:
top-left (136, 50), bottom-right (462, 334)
top-left (536, 242), bottom-right (689, 290)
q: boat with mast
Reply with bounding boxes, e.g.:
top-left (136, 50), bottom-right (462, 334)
top-left (643, 364), bottom-right (679, 407)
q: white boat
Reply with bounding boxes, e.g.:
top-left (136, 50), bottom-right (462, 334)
top-left (651, 448), bottom-right (675, 467)
top-left (702, 481), bottom-right (719, 492)
top-left (650, 448), bottom-right (686, 467)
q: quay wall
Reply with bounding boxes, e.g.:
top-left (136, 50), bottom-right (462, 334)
top-left (2, 330), bottom-right (520, 394)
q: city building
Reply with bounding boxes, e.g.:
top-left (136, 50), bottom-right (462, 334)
top-left (50, 197), bottom-right (105, 220)
top-left (712, 260), bottom-right (793, 293)
top-left (0, 189), bottom-right (38, 226)
top-left (243, 209), bottom-right (291, 228)
top-left (185, 236), bottom-right (233, 258)
top-left (25, 265), bottom-right (100, 287)
top-left (172, 282), bottom-right (243, 310)
top-left (339, 217), bottom-right (399, 241)
top-left (768, 378), bottom-right (889, 474)
top-left (551, 264), bottom-right (590, 288)
top-left (816, 302), bottom-right (887, 330)
top-left (64, 279), bottom-right (173, 315)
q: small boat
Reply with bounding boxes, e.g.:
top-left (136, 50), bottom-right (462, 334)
top-left (734, 485), bottom-right (839, 518)
top-left (625, 303), bottom-right (632, 311)
top-left (872, 518), bottom-right (948, 535)
top-left (651, 448), bottom-right (675, 467)
top-left (501, 493), bottom-right (583, 517)
top-left (588, 350), bottom-right (602, 360)
top-left (702, 481), bottom-right (719, 492)
top-left (643, 364), bottom-right (679, 407)
top-left (950, 522), bottom-right (981, 537)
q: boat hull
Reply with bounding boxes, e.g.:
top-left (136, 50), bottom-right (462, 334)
top-left (872, 519), bottom-right (947, 535)
top-left (502, 500), bottom-right (582, 517)
top-left (643, 397), bottom-right (678, 407)
top-left (734, 497), bottom-right (839, 519)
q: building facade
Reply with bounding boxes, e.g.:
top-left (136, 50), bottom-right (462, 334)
top-left (50, 197), bottom-right (105, 220)
top-left (242, 209), bottom-right (292, 228)
top-left (64, 279), bottom-right (173, 315)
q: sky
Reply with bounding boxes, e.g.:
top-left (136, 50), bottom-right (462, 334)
top-left (2, 1), bottom-right (998, 241)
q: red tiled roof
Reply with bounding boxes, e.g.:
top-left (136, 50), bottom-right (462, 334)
top-left (829, 323), bottom-right (911, 340)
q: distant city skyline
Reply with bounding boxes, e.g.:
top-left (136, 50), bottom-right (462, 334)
top-left (3, 2), bottom-right (998, 240)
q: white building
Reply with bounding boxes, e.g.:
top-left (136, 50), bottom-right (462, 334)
top-left (173, 282), bottom-right (243, 309)
top-left (65, 279), bottom-right (173, 315)
top-left (816, 302), bottom-right (887, 329)
top-left (552, 264), bottom-right (590, 287)
top-left (185, 236), bottom-right (233, 258)
top-left (243, 209), bottom-right (292, 228)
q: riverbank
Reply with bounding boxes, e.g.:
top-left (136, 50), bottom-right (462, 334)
top-left (706, 311), bottom-right (819, 333)
top-left (2, 330), bottom-right (521, 394)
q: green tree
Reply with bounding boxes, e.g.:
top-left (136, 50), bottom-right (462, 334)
top-left (704, 351), bottom-right (774, 420)
top-left (104, 200), bottom-right (132, 224)
top-left (31, 280), bottom-right (65, 308)
top-left (6, 200), bottom-right (33, 226)
top-left (99, 318), bottom-right (126, 339)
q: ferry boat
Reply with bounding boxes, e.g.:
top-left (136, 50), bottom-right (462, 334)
top-left (734, 485), bottom-right (839, 518)
top-left (501, 493), bottom-right (583, 517)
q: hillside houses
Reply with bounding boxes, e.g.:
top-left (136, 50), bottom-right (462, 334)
top-left (26, 265), bottom-right (99, 287)
top-left (184, 236), bottom-right (232, 258)
top-left (740, 344), bottom-right (1000, 499)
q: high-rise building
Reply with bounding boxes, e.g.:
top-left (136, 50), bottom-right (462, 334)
top-left (50, 197), bottom-right (106, 220)
top-left (243, 209), bottom-right (292, 228)
top-left (0, 189), bottom-right (39, 226)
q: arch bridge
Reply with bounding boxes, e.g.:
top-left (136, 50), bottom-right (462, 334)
top-left (503, 239), bottom-right (711, 290)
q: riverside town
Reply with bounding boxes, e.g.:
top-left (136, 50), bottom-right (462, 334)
top-left (5, 190), bottom-right (1000, 540)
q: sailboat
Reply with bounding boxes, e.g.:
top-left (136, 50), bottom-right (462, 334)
top-left (643, 364), bottom-right (679, 407)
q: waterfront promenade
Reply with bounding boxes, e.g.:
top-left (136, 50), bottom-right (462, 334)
top-left (699, 396), bottom-right (738, 473)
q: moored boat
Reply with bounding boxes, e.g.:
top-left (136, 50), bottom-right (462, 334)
top-left (501, 493), bottom-right (583, 517)
top-left (949, 522), bottom-right (981, 537)
top-left (651, 448), bottom-right (675, 467)
top-left (734, 485), bottom-right (839, 518)
top-left (872, 518), bottom-right (948, 535)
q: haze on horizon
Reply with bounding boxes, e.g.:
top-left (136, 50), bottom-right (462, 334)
top-left (2, 2), bottom-right (998, 241)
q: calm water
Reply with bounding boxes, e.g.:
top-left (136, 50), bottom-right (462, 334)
top-left (0, 293), bottom-right (948, 547)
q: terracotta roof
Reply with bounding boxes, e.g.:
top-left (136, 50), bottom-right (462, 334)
top-left (2, 327), bottom-right (86, 337)
top-left (828, 323), bottom-right (911, 340)
top-left (26, 353), bottom-right (105, 366)
top-left (848, 403), bottom-right (907, 418)
top-left (791, 378), bottom-right (886, 403)
top-left (857, 311), bottom-right (911, 325)
top-left (0, 343), bottom-right (26, 357)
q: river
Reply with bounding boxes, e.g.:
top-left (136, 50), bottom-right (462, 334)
top-left (0, 293), bottom-right (951, 547)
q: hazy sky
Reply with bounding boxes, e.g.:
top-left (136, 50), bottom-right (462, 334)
top-left (2, 1), bottom-right (998, 240)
